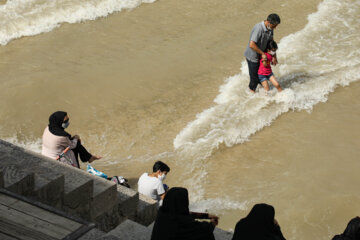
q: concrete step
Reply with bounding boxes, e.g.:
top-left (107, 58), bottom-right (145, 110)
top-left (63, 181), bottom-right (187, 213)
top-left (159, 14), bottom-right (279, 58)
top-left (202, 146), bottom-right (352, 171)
top-left (30, 172), bottom-right (65, 208)
top-left (0, 151), bottom-right (94, 220)
top-left (78, 228), bottom-right (106, 240)
top-left (21, 147), bottom-right (120, 224)
top-left (214, 227), bottom-right (233, 240)
top-left (83, 171), bottom-right (118, 221)
top-left (90, 183), bottom-right (140, 232)
top-left (0, 140), bottom-right (94, 220)
top-left (116, 185), bottom-right (139, 220)
top-left (0, 140), bottom-right (124, 230)
top-left (132, 193), bottom-right (158, 226)
top-left (0, 140), bottom-right (158, 232)
top-left (0, 151), bottom-right (65, 208)
top-left (0, 163), bottom-right (35, 196)
top-left (102, 219), bottom-right (150, 240)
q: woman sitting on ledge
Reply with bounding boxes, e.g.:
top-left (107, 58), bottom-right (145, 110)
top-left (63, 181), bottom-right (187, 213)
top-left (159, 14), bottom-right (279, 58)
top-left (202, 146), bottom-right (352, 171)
top-left (41, 111), bottom-right (101, 168)
top-left (151, 187), bottom-right (219, 240)
top-left (232, 203), bottom-right (286, 240)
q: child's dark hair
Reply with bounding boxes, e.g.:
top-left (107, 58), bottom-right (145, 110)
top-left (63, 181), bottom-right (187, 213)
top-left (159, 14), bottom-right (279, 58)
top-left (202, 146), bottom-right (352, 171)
top-left (153, 161), bottom-right (170, 173)
top-left (267, 40), bottom-right (278, 51)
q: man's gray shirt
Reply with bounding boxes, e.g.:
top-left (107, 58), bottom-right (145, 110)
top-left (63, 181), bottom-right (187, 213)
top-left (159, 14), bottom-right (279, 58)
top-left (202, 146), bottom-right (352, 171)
top-left (244, 21), bottom-right (273, 62)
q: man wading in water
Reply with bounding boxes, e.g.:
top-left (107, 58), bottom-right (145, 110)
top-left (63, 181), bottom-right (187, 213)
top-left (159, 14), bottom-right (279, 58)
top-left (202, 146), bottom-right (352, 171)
top-left (244, 13), bottom-right (281, 92)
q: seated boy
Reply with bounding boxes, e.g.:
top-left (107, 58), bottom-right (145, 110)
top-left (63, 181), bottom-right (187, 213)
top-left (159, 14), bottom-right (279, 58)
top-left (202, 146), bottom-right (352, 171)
top-left (138, 161), bottom-right (170, 206)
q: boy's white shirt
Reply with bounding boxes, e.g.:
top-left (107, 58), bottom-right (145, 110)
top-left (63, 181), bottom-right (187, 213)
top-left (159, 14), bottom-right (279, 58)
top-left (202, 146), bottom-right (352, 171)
top-left (138, 173), bottom-right (165, 205)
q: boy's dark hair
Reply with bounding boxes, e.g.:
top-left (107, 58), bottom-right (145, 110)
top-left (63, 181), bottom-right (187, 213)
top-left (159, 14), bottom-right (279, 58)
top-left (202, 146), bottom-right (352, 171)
top-left (267, 13), bottom-right (281, 25)
top-left (267, 40), bottom-right (278, 51)
top-left (153, 161), bottom-right (170, 173)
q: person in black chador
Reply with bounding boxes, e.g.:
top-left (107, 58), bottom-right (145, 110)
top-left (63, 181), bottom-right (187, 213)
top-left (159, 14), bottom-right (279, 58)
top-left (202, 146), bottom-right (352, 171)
top-left (232, 203), bottom-right (286, 240)
top-left (151, 187), bottom-right (219, 240)
top-left (332, 216), bottom-right (360, 240)
top-left (42, 111), bottom-right (101, 168)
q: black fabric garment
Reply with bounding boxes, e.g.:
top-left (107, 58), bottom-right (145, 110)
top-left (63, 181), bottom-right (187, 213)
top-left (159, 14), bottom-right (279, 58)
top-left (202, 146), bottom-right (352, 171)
top-left (48, 111), bottom-right (71, 138)
top-left (232, 203), bottom-right (286, 240)
top-left (72, 140), bottom-right (92, 167)
top-left (151, 187), bottom-right (215, 240)
top-left (332, 217), bottom-right (360, 240)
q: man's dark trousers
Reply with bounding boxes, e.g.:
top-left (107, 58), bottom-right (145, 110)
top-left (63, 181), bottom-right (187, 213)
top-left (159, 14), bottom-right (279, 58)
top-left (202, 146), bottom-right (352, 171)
top-left (247, 58), bottom-right (260, 91)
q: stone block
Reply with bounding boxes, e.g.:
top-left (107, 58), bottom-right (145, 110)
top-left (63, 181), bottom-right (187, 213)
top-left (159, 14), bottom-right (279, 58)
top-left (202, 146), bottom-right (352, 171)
top-left (84, 172), bottom-right (118, 220)
top-left (78, 228), bottom-right (106, 240)
top-left (1, 146), bottom-right (94, 220)
top-left (31, 172), bottom-right (65, 208)
top-left (133, 193), bottom-right (158, 226)
top-left (214, 227), bottom-right (233, 240)
top-left (117, 185), bottom-right (139, 219)
top-left (1, 164), bottom-right (35, 196)
top-left (62, 178), bottom-right (93, 220)
top-left (103, 219), bottom-right (150, 240)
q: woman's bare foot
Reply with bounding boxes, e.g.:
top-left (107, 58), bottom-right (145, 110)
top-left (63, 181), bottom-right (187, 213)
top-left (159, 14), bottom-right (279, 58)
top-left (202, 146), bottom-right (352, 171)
top-left (88, 155), bottom-right (102, 163)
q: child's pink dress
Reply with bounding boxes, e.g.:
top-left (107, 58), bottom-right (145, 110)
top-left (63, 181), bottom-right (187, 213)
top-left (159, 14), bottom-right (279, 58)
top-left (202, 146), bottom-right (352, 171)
top-left (258, 52), bottom-right (273, 76)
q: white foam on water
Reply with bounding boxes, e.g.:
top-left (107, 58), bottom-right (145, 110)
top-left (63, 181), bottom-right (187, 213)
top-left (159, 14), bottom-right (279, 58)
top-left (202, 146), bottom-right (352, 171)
top-left (173, 0), bottom-right (360, 202)
top-left (174, 0), bottom-right (360, 161)
top-left (3, 136), bottom-right (42, 153)
top-left (0, 0), bottom-right (157, 45)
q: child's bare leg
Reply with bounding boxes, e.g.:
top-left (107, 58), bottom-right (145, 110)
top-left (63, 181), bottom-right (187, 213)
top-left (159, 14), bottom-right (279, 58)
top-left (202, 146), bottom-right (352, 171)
top-left (269, 76), bottom-right (282, 92)
top-left (261, 80), bottom-right (270, 91)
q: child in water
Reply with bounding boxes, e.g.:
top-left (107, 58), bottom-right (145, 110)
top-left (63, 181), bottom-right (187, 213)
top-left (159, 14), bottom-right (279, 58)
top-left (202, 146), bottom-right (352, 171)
top-left (258, 40), bottom-right (282, 92)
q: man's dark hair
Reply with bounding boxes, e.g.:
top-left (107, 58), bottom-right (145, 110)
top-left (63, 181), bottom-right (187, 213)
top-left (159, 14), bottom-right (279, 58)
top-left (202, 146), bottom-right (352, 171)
top-left (267, 40), bottom-right (278, 51)
top-left (153, 161), bottom-right (170, 173)
top-left (267, 13), bottom-right (281, 25)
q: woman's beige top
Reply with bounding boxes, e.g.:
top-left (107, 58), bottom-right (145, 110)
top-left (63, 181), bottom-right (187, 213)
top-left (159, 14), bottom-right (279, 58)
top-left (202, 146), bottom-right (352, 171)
top-left (41, 126), bottom-right (79, 168)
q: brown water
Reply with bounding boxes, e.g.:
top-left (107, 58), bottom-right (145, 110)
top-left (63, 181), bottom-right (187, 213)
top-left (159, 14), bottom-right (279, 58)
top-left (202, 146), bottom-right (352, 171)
top-left (1, 0), bottom-right (359, 239)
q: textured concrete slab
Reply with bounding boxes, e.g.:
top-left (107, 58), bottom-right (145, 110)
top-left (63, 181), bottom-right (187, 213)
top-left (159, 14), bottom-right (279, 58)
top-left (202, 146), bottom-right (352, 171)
top-left (214, 227), bottom-right (233, 240)
top-left (0, 232), bottom-right (18, 240)
top-left (0, 139), bottom-right (170, 235)
top-left (0, 164), bottom-right (35, 196)
top-left (78, 228), bottom-right (106, 240)
top-left (31, 173), bottom-right (65, 208)
top-left (83, 172), bottom-right (118, 220)
top-left (117, 185), bottom-right (139, 219)
top-left (0, 193), bottom-right (82, 240)
top-left (0, 142), bottom-right (95, 218)
top-left (0, 154), bottom-right (64, 208)
top-left (104, 219), bottom-right (149, 240)
top-left (0, 141), bottom-right (96, 220)
top-left (134, 194), bottom-right (158, 226)
top-left (0, 193), bottom-right (82, 233)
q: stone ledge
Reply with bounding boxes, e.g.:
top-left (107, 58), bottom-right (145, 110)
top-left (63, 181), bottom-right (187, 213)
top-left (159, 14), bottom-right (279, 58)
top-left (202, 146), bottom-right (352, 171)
top-left (103, 219), bottom-right (149, 240)
top-left (214, 227), bottom-right (233, 240)
top-left (78, 228), bottom-right (106, 240)
top-left (133, 193), bottom-right (158, 226)
top-left (117, 184), bottom-right (139, 219)
top-left (1, 163), bottom-right (35, 196)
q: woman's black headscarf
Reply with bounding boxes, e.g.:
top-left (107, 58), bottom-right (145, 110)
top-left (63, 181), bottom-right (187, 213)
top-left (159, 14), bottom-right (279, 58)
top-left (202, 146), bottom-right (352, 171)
top-left (151, 187), bottom-right (215, 240)
top-left (332, 216), bottom-right (360, 240)
top-left (48, 111), bottom-right (71, 138)
top-left (232, 203), bottom-right (286, 240)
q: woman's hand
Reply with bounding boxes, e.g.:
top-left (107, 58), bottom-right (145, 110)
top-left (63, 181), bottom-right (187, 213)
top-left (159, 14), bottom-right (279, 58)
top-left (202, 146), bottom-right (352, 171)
top-left (208, 214), bottom-right (219, 226)
top-left (73, 135), bottom-right (80, 141)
